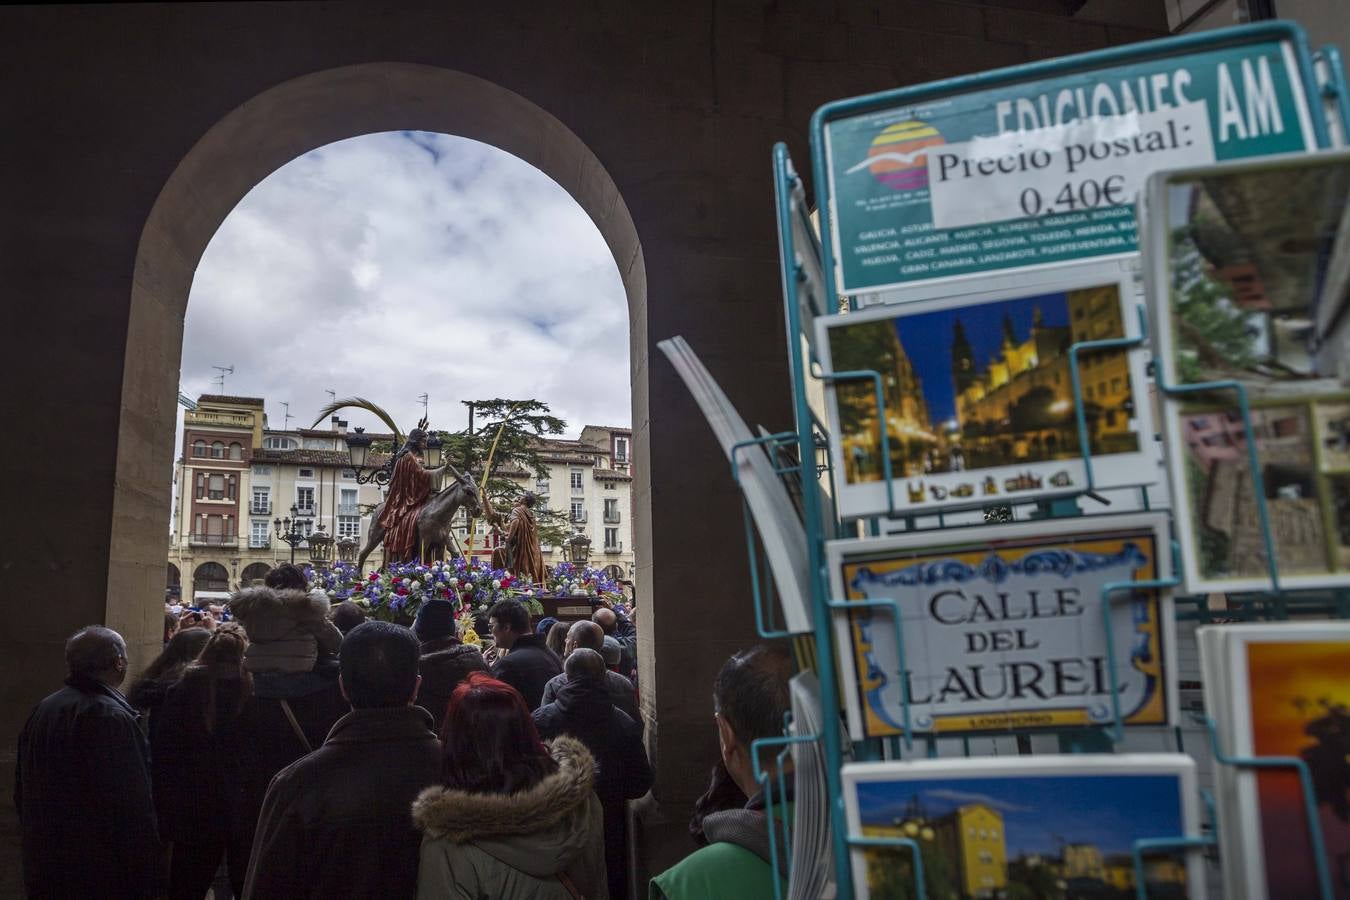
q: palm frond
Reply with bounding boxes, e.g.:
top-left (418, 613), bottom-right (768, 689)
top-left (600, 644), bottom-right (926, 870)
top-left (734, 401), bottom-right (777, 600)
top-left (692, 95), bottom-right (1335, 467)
top-left (312, 397), bottom-right (403, 445)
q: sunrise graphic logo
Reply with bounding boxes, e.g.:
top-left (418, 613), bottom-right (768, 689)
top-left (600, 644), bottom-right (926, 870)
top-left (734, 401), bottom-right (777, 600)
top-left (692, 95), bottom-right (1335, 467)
top-left (846, 120), bottom-right (945, 191)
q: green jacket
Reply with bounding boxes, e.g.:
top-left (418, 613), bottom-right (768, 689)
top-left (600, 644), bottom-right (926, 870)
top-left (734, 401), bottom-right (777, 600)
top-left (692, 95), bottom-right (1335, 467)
top-left (413, 736), bottom-right (608, 899)
top-left (649, 801), bottom-right (792, 900)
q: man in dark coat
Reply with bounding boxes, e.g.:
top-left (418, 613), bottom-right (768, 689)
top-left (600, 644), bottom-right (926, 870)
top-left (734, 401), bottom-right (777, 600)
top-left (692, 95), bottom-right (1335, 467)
top-left (533, 649), bottom-right (653, 900)
top-left (539, 620), bottom-right (640, 725)
top-left (244, 621), bottom-right (442, 898)
top-left (488, 597), bottom-right (560, 710)
top-left (593, 603), bottom-right (638, 685)
top-left (15, 626), bottom-right (164, 899)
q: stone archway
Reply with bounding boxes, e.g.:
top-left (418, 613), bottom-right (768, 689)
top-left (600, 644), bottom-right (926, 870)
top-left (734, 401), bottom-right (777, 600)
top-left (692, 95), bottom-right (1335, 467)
top-left (239, 562), bottom-right (272, 587)
top-left (107, 62), bottom-right (646, 669)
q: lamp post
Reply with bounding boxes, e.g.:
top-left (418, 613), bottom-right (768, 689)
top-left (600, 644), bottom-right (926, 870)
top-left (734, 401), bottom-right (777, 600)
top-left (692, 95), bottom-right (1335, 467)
top-left (274, 503), bottom-right (312, 564)
top-left (336, 535), bottom-right (359, 565)
top-left (307, 524), bottom-right (335, 573)
top-left (564, 529), bottom-right (592, 567)
top-left (343, 426), bottom-right (443, 485)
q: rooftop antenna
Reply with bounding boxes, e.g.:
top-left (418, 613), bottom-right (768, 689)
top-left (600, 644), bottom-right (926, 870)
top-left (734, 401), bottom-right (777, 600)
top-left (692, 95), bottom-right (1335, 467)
top-left (417, 393), bottom-right (429, 421)
top-left (325, 388), bottom-right (336, 404)
top-left (211, 365), bottom-right (234, 392)
top-left (282, 401), bottom-right (294, 431)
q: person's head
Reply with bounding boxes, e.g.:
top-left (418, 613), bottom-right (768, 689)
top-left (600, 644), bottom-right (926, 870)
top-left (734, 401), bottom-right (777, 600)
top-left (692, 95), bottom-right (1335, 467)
top-left (592, 607), bottom-right (617, 635)
top-left (564, 648), bottom-right (606, 686)
top-left (416, 644), bottom-right (489, 718)
top-left (264, 563), bottom-right (308, 591)
top-left (487, 598), bottom-right (529, 651)
top-left (472, 612), bottom-right (491, 638)
top-left (439, 672), bottom-right (556, 794)
top-left (565, 620), bottom-right (603, 656)
top-left (331, 600), bottom-right (367, 636)
top-left (601, 635), bottom-right (623, 669)
top-left (404, 427), bottom-right (428, 455)
top-left (535, 616), bottom-right (558, 636)
top-left (545, 621), bottom-right (570, 658)
top-left (176, 608), bottom-right (217, 632)
top-left (139, 626), bottom-right (211, 684)
top-left (164, 609), bottom-right (179, 644)
top-left (412, 599), bottom-right (459, 647)
top-left (519, 491), bottom-right (537, 509)
top-left (65, 626), bottom-right (128, 687)
top-left (712, 644), bottom-right (794, 797)
top-left (339, 621), bottom-right (422, 709)
top-left (187, 627), bottom-right (251, 732)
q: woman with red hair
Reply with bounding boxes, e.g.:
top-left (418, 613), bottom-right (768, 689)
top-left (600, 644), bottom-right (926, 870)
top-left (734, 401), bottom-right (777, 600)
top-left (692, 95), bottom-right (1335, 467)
top-left (413, 672), bottom-right (606, 898)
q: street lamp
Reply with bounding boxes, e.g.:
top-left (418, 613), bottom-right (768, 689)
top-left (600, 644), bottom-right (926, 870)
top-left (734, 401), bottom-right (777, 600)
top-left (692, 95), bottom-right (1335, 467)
top-left (307, 524), bottom-right (334, 571)
top-left (342, 428), bottom-right (391, 486)
top-left (564, 529), bottom-right (591, 567)
top-left (274, 503), bottom-right (312, 564)
top-left (425, 432), bottom-right (443, 468)
top-left (336, 535), bottom-right (359, 564)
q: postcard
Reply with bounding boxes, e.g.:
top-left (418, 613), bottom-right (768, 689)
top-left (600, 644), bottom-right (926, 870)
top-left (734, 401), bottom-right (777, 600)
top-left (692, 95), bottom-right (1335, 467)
top-left (842, 754), bottom-right (1203, 900)
top-left (815, 266), bottom-right (1158, 518)
top-left (1204, 623), bottom-right (1350, 900)
top-left (1143, 155), bottom-right (1350, 593)
top-left (828, 513), bottom-right (1176, 739)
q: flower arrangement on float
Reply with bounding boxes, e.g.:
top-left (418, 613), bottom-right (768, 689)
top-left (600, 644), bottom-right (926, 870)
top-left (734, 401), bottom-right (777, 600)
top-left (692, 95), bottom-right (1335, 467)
top-left (305, 558), bottom-right (628, 621)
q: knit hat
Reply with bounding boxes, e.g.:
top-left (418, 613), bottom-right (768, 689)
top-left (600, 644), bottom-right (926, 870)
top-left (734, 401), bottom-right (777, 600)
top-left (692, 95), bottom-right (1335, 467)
top-left (602, 635), bottom-right (622, 666)
top-left (413, 599), bottom-right (458, 645)
top-left (535, 615), bottom-right (559, 636)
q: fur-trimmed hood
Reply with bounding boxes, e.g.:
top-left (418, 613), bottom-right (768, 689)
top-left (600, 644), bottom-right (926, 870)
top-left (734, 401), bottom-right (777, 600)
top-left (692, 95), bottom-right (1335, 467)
top-left (228, 586), bottom-right (330, 639)
top-left (413, 735), bottom-right (596, 844)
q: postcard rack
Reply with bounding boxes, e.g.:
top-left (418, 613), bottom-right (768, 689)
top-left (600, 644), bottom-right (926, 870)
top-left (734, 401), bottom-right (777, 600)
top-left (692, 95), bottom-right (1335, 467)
top-left (714, 23), bottom-right (1350, 900)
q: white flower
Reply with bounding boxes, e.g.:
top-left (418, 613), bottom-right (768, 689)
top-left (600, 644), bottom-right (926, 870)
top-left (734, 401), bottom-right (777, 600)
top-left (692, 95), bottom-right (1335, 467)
top-left (422, 573), bottom-right (432, 582)
top-left (525, 589), bottom-right (534, 596)
top-left (492, 579), bottom-right (501, 589)
top-left (402, 578), bottom-right (412, 587)
top-left (448, 577), bottom-right (458, 587)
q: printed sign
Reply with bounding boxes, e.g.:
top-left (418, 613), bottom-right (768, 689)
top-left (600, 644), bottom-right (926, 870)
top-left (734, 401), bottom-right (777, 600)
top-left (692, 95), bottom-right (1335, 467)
top-left (828, 514), bottom-right (1175, 738)
top-left (820, 34), bottom-right (1319, 294)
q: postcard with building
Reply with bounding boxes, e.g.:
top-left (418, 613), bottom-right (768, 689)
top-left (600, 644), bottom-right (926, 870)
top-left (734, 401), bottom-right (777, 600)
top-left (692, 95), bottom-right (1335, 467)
top-left (843, 754), bottom-right (1201, 900)
top-left (817, 268), bottom-right (1158, 518)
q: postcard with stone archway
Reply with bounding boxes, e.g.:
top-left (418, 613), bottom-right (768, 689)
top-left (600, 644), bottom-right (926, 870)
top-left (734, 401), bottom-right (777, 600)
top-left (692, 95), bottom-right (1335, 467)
top-left (842, 754), bottom-right (1203, 900)
top-left (816, 267), bottom-right (1158, 519)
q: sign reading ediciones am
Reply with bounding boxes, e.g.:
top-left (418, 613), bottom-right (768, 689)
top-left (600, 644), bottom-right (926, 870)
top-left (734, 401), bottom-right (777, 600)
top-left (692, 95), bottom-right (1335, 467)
top-left (822, 38), bottom-right (1317, 294)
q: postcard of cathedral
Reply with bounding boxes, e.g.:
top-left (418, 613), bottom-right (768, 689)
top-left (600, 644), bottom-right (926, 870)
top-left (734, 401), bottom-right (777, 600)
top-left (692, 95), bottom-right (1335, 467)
top-left (816, 266), bottom-right (1159, 519)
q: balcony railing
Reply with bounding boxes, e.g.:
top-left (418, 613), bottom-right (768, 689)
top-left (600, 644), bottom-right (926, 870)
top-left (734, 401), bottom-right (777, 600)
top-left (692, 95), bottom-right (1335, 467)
top-left (248, 538), bottom-right (271, 549)
top-left (190, 533), bottom-right (238, 547)
top-left (603, 512), bottom-right (621, 524)
top-left (604, 542), bottom-right (623, 554)
top-left (250, 502), bottom-right (272, 516)
top-left (293, 506), bottom-right (316, 518)
top-left (571, 485), bottom-right (585, 497)
top-left (337, 504), bottom-right (361, 516)
top-left (571, 513), bottom-right (588, 524)
top-left (185, 409), bottom-right (255, 428)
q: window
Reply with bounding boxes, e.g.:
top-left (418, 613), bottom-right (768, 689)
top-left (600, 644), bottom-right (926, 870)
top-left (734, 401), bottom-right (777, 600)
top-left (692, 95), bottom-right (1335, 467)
top-left (570, 501), bottom-right (585, 521)
top-left (263, 436), bottom-right (297, 450)
top-left (192, 439), bottom-right (206, 457)
top-left (1110, 377), bottom-right (1122, 394)
top-left (604, 498), bottom-right (619, 521)
top-left (1085, 385), bottom-right (1094, 400)
top-left (339, 488), bottom-right (358, 515)
top-left (337, 515), bottom-right (360, 539)
top-left (212, 441), bottom-right (225, 458)
top-left (570, 469), bottom-right (584, 489)
top-left (300, 519), bottom-right (314, 538)
top-left (296, 486), bottom-right (315, 513)
top-left (605, 480), bottom-right (615, 490)
top-left (615, 437), bottom-right (628, 462)
top-left (251, 487), bottom-right (270, 514)
top-left (341, 469), bottom-right (355, 479)
top-left (208, 474), bottom-right (225, 500)
top-left (229, 442), bottom-right (243, 460)
top-left (253, 465), bottom-right (271, 475)
top-left (298, 468), bottom-right (314, 478)
top-left (605, 527), bottom-right (618, 548)
top-left (195, 472), bottom-right (206, 499)
top-left (250, 520), bottom-right (270, 548)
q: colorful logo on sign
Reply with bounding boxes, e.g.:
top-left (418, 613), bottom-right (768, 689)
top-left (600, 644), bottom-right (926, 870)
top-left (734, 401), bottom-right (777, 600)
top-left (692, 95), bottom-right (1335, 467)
top-left (846, 120), bottom-right (945, 191)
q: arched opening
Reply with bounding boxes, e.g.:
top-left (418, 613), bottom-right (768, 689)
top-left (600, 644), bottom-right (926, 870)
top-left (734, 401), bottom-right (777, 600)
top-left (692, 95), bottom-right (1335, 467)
top-left (192, 562), bottom-right (230, 594)
top-left (166, 563), bottom-right (181, 603)
top-left (108, 63), bottom-right (646, 668)
top-left (240, 562), bottom-right (271, 586)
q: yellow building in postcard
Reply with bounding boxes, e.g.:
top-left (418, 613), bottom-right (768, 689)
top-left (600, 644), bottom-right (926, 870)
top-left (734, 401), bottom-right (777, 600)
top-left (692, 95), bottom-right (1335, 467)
top-left (932, 804), bottom-right (1007, 898)
top-left (1063, 843), bottom-right (1106, 880)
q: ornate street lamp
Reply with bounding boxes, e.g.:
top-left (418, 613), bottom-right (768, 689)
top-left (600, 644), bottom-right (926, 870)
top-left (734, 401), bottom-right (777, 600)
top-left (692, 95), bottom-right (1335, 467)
top-left (564, 529), bottom-right (592, 567)
top-left (425, 432), bottom-right (443, 468)
top-left (307, 524), bottom-right (334, 571)
top-left (274, 503), bottom-right (312, 564)
top-left (335, 535), bottom-right (359, 564)
top-left (342, 428), bottom-right (391, 486)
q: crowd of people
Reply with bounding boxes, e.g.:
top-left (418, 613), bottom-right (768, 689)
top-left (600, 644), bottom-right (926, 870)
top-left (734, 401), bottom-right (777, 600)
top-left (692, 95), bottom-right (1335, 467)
top-left (15, 562), bottom-right (794, 899)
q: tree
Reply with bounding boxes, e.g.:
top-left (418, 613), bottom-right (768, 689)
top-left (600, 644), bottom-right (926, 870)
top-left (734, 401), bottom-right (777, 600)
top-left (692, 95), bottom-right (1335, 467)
top-left (1170, 225), bottom-right (1261, 385)
top-left (436, 399), bottom-right (572, 549)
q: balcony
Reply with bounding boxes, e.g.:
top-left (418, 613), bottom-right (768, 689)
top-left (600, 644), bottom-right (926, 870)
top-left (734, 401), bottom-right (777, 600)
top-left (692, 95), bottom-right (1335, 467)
top-left (337, 504), bottom-right (361, 516)
top-left (293, 507), bottom-right (316, 518)
top-left (603, 511), bottom-right (621, 524)
top-left (571, 513), bottom-right (588, 524)
top-left (185, 409), bottom-right (255, 428)
top-left (190, 533), bottom-right (238, 547)
top-left (250, 502), bottom-right (272, 516)
top-left (571, 485), bottom-right (585, 497)
top-left (248, 538), bottom-right (271, 550)
top-left (604, 541), bottom-right (623, 554)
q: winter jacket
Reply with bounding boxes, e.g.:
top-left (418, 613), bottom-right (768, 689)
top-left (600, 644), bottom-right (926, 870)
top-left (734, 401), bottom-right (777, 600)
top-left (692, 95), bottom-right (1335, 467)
top-left (15, 675), bottom-right (164, 899)
top-left (126, 668), bottom-right (184, 746)
top-left (150, 666), bottom-right (251, 842)
top-left (244, 704), bottom-right (443, 899)
top-left (491, 634), bottom-right (562, 710)
top-left (413, 735), bottom-right (608, 899)
top-left (648, 792), bottom-right (791, 900)
top-left (417, 645), bottom-right (488, 727)
top-left (533, 679), bottom-right (652, 900)
top-left (229, 586), bottom-right (343, 674)
top-left (540, 668), bottom-right (640, 726)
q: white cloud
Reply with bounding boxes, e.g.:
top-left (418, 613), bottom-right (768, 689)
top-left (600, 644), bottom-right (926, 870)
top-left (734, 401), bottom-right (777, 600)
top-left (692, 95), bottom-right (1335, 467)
top-left (181, 131), bottom-right (630, 440)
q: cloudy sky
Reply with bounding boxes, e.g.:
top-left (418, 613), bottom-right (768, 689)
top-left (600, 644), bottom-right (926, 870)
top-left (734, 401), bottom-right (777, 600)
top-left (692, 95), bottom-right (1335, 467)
top-left (178, 130), bottom-right (630, 445)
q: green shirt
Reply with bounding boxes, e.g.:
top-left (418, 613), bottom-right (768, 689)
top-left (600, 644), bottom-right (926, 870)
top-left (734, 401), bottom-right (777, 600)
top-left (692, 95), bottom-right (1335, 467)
top-left (649, 840), bottom-right (786, 900)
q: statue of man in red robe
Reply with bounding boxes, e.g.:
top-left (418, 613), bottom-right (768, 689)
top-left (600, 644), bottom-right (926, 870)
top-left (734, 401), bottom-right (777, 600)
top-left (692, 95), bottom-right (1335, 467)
top-left (379, 427), bottom-right (434, 563)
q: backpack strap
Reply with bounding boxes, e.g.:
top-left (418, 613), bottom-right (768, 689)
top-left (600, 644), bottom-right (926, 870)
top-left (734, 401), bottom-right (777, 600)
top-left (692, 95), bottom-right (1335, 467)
top-left (278, 698), bottom-right (313, 753)
top-left (557, 871), bottom-right (584, 899)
